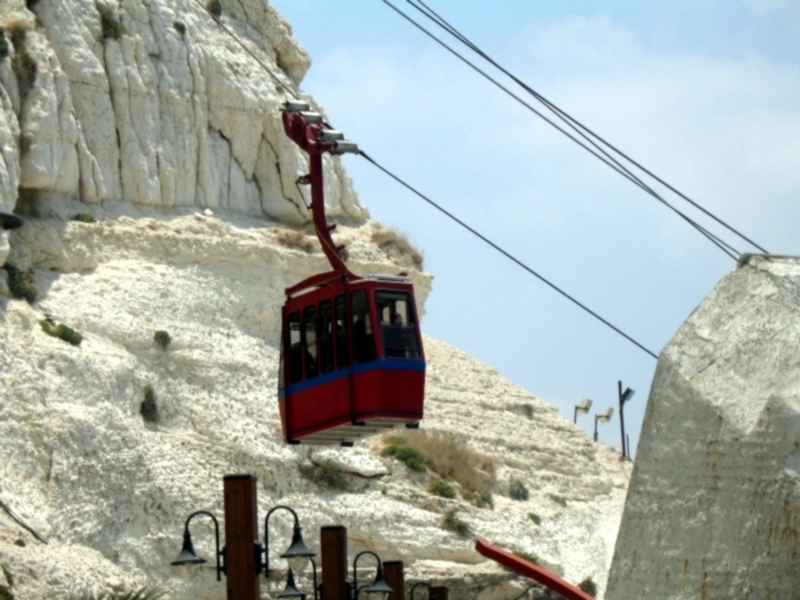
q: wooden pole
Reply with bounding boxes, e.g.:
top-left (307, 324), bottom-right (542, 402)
top-left (321, 526), bottom-right (348, 600)
top-left (223, 474), bottom-right (260, 600)
top-left (383, 561), bottom-right (404, 600)
top-left (431, 586), bottom-right (449, 600)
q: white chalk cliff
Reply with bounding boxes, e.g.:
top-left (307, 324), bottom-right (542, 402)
top-left (605, 255), bottom-right (800, 599)
top-left (0, 1), bottom-right (630, 598)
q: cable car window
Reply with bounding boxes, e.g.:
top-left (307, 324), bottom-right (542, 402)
top-left (335, 295), bottom-right (349, 368)
top-left (319, 300), bottom-right (334, 374)
top-left (376, 291), bottom-right (420, 359)
top-left (303, 305), bottom-right (318, 379)
top-left (351, 289), bottom-right (376, 363)
top-left (288, 311), bottom-right (303, 384)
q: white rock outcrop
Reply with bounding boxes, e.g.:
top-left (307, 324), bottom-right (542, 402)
top-left (605, 254), bottom-right (800, 599)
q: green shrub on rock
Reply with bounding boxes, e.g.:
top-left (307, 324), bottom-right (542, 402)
top-left (381, 441), bottom-right (425, 471)
top-left (512, 549), bottom-right (539, 565)
top-left (153, 330), bottom-right (171, 349)
top-left (427, 479), bottom-right (456, 499)
top-left (578, 578), bottom-right (597, 597)
top-left (509, 479), bottom-right (529, 501)
top-left (140, 385), bottom-right (158, 423)
top-left (99, 7), bottom-right (121, 40)
top-left (463, 490), bottom-right (493, 509)
top-left (298, 461), bottom-right (348, 490)
top-left (40, 320), bottom-right (82, 346)
top-left (3, 263), bottom-right (37, 303)
top-left (442, 508), bottom-right (471, 538)
top-left (206, 0), bottom-right (221, 17)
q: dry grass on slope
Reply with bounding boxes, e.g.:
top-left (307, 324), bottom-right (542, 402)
top-left (274, 228), bottom-right (317, 253)
top-left (382, 431), bottom-right (495, 495)
top-left (371, 227), bottom-right (424, 270)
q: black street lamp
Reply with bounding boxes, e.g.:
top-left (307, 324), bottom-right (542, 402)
top-left (262, 505), bottom-right (316, 576)
top-left (618, 381), bottom-right (635, 457)
top-left (0, 212), bottom-right (23, 230)
top-left (170, 510), bottom-right (225, 581)
top-left (277, 569), bottom-right (307, 599)
top-left (261, 505), bottom-right (319, 600)
top-left (171, 501), bottom-right (317, 598)
top-left (350, 550), bottom-right (394, 600)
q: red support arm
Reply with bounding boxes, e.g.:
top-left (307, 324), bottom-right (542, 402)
top-left (282, 110), bottom-right (354, 279)
top-left (475, 540), bottom-right (595, 600)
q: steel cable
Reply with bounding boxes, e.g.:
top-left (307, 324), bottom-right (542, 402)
top-left (191, 0), bottom-right (660, 359)
top-left (383, 0), bottom-right (768, 260)
top-left (359, 150), bottom-right (659, 360)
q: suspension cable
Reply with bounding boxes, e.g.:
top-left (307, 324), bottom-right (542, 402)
top-left (387, 0), bottom-right (765, 258)
top-left (408, 0), bottom-right (769, 254)
top-left (192, 0), bottom-right (661, 358)
top-left (359, 150), bottom-right (659, 359)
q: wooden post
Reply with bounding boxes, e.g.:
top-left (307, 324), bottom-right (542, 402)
top-left (431, 586), bottom-right (449, 600)
top-left (321, 525), bottom-right (348, 600)
top-left (383, 561), bottom-right (404, 600)
top-left (223, 474), bottom-right (260, 600)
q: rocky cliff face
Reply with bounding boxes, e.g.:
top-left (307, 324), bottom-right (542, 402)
top-left (605, 255), bottom-right (800, 599)
top-left (0, 213), bottom-right (630, 599)
top-left (0, 0), bottom-right (364, 263)
top-left (0, 1), bottom-right (630, 598)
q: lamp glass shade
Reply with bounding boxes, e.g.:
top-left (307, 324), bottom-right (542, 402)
top-left (621, 388), bottom-right (635, 403)
top-left (366, 568), bottom-right (394, 600)
top-left (171, 531), bottom-right (207, 566)
top-left (280, 525), bottom-right (315, 573)
top-left (577, 398), bottom-right (593, 412)
top-left (286, 555), bottom-right (310, 575)
top-left (277, 569), bottom-right (306, 599)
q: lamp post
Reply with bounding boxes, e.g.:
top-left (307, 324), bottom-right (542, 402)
top-left (617, 381), bottom-right (635, 457)
top-left (573, 398), bottom-right (593, 424)
top-left (350, 550), bottom-right (394, 600)
top-left (0, 212), bottom-right (23, 230)
top-left (170, 474), bottom-right (318, 600)
top-left (593, 407), bottom-right (614, 442)
top-left (263, 505), bottom-right (316, 576)
top-left (170, 510), bottom-right (224, 581)
top-left (262, 505), bottom-right (318, 600)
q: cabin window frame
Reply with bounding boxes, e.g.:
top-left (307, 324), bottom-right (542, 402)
top-left (351, 288), bottom-right (377, 364)
top-left (375, 290), bottom-right (422, 360)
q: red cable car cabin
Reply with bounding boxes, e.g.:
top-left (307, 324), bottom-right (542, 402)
top-left (278, 102), bottom-right (426, 445)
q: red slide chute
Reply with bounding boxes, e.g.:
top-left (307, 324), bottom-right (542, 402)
top-left (475, 539), bottom-right (595, 600)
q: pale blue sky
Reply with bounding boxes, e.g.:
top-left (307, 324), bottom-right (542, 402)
top-left (269, 0), bottom-right (800, 454)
